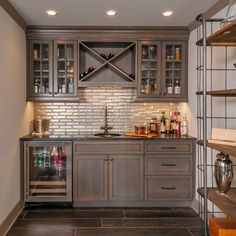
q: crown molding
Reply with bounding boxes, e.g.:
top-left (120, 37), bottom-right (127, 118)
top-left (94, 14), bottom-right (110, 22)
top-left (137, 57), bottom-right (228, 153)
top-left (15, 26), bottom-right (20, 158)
top-left (0, 0), bottom-right (27, 31)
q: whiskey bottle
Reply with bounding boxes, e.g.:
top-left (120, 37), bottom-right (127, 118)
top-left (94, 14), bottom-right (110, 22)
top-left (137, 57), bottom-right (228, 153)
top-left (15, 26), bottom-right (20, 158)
top-left (62, 82), bottom-right (66, 93)
top-left (166, 79), bottom-right (173, 94)
top-left (174, 79), bottom-right (181, 94)
top-left (68, 78), bottom-right (73, 93)
top-left (34, 79), bottom-right (40, 93)
top-left (160, 112), bottom-right (166, 134)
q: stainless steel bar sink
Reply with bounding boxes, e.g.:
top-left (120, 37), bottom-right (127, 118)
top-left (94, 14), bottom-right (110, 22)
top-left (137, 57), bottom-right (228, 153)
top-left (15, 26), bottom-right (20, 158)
top-left (94, 133), bottom-right (121, 138)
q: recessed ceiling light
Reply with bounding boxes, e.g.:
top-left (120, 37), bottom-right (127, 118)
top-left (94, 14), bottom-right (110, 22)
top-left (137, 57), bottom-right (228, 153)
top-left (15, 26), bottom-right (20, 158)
top-left (162, 10), bottom-right (173, 17)
top-left (46, 10), bottom-right (58, 16)
top-left (106, 10), bottom-right (117, 16)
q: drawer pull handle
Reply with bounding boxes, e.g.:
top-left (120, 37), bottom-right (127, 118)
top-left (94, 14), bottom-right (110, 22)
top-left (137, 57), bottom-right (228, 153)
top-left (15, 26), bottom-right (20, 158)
top-left (161, 163), bottom-right (176, 167)
top-left (161, 187), bottom-right (176, 190)
top-left (161, 147), bottom-right (176, 150)
top-left (104, 158), bottom-right (109, 161)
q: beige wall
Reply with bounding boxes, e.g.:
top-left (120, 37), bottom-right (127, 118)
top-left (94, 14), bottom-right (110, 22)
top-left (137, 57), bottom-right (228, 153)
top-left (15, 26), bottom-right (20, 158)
top-left (0, 6), bottom-right (33, 225)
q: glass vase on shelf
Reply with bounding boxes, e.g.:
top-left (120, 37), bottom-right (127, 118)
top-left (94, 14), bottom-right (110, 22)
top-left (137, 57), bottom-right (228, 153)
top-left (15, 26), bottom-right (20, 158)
top-left (222, 0), bottom-right (236, 26)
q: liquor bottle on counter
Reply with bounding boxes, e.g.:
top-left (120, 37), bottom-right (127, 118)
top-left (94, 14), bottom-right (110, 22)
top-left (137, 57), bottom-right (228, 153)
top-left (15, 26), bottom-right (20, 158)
top-left (149, 117), bottom-right (158, 134)
top-left (160, 112), bottom-right (166, 134)
top-left (165, 116), bottom-right (171, 135)
top-left (180, 113), bottom-right (188, 136)
top-left (175, 112), bottom-right (181, 135)
top-left (169, 111), bottom-right (175, 134)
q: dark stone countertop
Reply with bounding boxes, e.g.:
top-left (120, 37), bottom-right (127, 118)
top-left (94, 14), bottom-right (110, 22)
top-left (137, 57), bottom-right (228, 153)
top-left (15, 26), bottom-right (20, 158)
top-left (20, 133), bottom-right (196, 141)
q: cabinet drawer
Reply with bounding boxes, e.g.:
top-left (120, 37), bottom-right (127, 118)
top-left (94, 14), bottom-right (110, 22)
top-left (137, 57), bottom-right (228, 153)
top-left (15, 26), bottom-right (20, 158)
top-left (145, 141), bottom-right (192, 154)
top-left (145, 176), bottom-right (192, 200)
top-left (74, 141), bottom-right (143, 154)
top-left (145, 155), bottom-right (192, 174)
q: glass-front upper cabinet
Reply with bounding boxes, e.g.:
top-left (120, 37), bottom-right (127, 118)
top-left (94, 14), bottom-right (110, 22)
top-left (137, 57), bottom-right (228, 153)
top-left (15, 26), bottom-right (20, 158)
top-left (27, 40), bottom-right (78, 101)
top-left (54, 41), bottom-right (78, 97)
top-left (137, 40), bottom-right (187, 101)
top-left (137, 41), bottom-right (161, 98)
top-left (28, 41), bottom-right (53, 98)
top-left (162, 41), bottom-right (187, 99)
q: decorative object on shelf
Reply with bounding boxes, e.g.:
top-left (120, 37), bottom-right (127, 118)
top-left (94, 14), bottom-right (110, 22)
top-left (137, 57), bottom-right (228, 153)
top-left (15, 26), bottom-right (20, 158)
top-left (214, 152), bottom-right (233, 194)
top-left (175, 47), bottom-right (181, 60)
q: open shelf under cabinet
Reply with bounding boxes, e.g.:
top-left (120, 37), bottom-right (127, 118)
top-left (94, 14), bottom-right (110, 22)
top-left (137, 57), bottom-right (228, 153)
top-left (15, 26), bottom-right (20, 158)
top-left (197, 139), bottom-right (236, 159)
top-left (196, 89), bottom-right (236, 96)
top-left (198, 188), bottom-right (236, 219)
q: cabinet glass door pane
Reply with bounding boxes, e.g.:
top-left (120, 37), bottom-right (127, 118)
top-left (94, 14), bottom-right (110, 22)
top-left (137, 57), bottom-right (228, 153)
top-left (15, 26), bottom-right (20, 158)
top-left (164, 44), bottom-right (182, 95)
top-left (32, 43), bottom-right (50, 94)
top-left (141, 44), bottom-right (159, 95)
top-left (56, 43), bottom-right (75, 94)
top-left (28, 144), bottom-right (68, 197)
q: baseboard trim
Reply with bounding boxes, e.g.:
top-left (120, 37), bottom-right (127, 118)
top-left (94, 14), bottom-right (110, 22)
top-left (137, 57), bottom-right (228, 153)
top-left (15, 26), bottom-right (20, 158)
top-left (0, 200), bottom-right (24, 236)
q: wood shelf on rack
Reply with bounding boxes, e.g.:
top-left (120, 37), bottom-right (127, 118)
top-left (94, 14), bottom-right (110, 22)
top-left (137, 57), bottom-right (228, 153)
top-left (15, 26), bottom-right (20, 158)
top-left (198, 187), bottom-right (236, 218)
top-left (197, 139), bottom-right (236, 158)
top-left (196, 89), bottom-right (236, 96)
top-left (196, 20), bottom-right (236, 46)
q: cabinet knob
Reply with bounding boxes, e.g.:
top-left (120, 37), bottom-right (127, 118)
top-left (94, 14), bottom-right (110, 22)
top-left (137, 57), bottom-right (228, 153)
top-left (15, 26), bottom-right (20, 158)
top-left (104, 158), bottom-right (109, 161)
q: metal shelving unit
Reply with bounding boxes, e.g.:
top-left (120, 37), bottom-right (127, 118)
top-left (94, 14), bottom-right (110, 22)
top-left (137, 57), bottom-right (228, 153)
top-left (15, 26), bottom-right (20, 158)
top-left (196, 15), bottom-right (236, 236)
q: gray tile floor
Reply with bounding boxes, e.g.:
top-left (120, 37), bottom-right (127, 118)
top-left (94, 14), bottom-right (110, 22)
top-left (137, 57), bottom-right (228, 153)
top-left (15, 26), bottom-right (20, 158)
top-left (7, 206), bottom-right (203, 236)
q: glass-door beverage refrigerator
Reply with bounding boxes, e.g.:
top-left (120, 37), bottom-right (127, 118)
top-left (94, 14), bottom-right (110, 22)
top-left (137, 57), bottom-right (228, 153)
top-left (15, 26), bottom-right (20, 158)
top-left (24, 141), bottom-right (72, 202)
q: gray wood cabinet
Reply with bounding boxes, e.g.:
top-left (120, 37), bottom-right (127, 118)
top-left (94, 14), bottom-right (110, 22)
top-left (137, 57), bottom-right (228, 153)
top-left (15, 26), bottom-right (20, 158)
top-left (73, 154), bottom-right (108, 202)
top-left (26, 27), bottom-right (189, 102)
top-left (137, 40), bottom-right (188, 102)
top-left (27, 40), bottom-right (78, 101)
top-left (144, 141), bottom-right (195, 202)
top-left (73, 141), bottom-right (144, 205)
top-left (109, 154), bottom-right (143, 201)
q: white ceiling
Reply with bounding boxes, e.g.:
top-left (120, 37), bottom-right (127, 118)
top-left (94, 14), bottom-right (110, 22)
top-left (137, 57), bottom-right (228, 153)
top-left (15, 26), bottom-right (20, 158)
top-left (8, 0), bottom-right (219, 27)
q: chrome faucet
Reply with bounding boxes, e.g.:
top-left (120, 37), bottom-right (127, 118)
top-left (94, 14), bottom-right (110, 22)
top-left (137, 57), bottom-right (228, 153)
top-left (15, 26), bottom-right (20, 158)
top-left (100, 106), bottom-right (112, 134)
